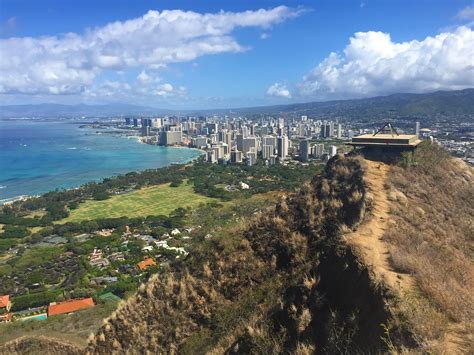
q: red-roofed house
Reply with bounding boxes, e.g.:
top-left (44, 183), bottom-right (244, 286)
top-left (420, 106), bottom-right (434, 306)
top-left (137, 256), bottom-right (156, 271)
top-left (0, 295), bottom-right (11, 312)
top-left (47, 298), bottom-right (95, 317)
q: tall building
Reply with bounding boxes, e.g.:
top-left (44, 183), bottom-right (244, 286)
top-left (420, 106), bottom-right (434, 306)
top-left (312, 143), bottom-right (324, 158)
top-left (231, 150), bottom-right (243, 163)
top-left (263, 136), bottom-right (277, 149)
top-left (299, 139), bottom-right (310, 161)
top-left (246, 151), bottom-right (257, 166)
top-left (125, 118), bottom-right (131, 125)
top-left (337, 124), bottom-right (342, 139)
top-left (328, 145), bottom-right (338, 158)
top-left (262, 144), bottom-right (274, 159)
top-left (159, 130), bottom-right (182, 146)
top-left (242, 137), bottom-right (257, 154)
top-left (152, 118), bottom-right (162, 129)
top-left (278, 118), bottom-right (285, 128)
top-left (224, 132), bottom-right (233, 148)
top-left (298, 123), bottom-right (306, 137)
top-left (207, 150), bottom-right (217, 163)
top-left (321, 122), bottom-right (334, 138)
top-left (236, 134), bottom-right (244, 152)
top-left (277, 135), bottom-right (289, 160)
top-left (249, 124), bottom-right (255, 136)
top-left (207, 123), bottom-right (218, 133)
top-left (192, 136), bottom-right (208, 148)
top-left (142, 126), bottom-right (151, 136)
top-left (415, 121), bottom-right (420, 137)
top-left (133, 118), bottom-right (138, 127)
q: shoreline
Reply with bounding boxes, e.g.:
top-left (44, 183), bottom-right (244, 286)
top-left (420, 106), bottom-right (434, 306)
top-left (0, 129), bottom-right (205, 205)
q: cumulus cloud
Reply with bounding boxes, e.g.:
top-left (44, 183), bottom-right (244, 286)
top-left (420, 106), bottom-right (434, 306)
top-left (0, 6), bottom-right (301, 96)
top-left (267, 82), bottom-right (291, 98)
top-left (299, 26), bottom-right (474, 99)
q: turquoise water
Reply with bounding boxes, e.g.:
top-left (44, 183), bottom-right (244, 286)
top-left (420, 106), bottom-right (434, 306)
top-left (20, 313), bottom-right (48, 321)
top-left (0, 120), bottom-right (202, 200)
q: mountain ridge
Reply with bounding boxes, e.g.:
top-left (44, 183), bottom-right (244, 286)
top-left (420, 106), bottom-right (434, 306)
top-left (1, 88), bottom-right (473, 118)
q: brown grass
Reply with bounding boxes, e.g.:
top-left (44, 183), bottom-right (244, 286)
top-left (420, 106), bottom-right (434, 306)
top-left (383, 143), bottom-right (474, 351)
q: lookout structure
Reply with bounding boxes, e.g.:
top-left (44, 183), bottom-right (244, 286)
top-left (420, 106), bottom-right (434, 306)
top-left (348, 122), bottom-right (422, 151)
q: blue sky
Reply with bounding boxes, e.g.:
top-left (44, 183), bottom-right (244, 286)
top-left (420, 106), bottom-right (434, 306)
top-left (0, 0), bottom-right (473, 109)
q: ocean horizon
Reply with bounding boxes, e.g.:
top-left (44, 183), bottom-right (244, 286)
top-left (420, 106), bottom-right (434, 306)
top-left (0, 120), bottom-right (202, 201)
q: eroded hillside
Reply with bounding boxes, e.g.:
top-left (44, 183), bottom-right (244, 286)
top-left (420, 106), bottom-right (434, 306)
top-left (2, 144), bottom-right (472, 354)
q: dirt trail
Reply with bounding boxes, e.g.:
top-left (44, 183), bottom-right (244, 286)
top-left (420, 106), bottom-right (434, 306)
top-left (343, 159), bottom-right (413, 294)
top-left (345, 159), bottom-right (470, 353)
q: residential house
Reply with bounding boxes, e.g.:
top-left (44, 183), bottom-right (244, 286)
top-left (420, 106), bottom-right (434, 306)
top-left (48, 298), bottom-right (95, 316)
top-left (137, 256), bottom-right (156, 271)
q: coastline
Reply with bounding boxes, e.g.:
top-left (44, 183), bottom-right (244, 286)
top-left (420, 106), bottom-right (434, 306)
top-left (0, 124), bottom-right (205, 204)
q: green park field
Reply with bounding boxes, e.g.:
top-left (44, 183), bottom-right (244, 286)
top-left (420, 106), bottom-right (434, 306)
top-left (60, 181), bottom-right (215, 223)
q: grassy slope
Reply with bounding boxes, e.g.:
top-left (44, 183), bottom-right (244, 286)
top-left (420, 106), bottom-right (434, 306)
top-left (0, 302), bottom-right (118, 348)
top-left (382, 144), bottom-right (474, 352)
top-left (60, 181), bottom-right (215, 223)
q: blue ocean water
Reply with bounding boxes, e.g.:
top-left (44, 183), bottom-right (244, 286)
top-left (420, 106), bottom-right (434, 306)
top-left (0, 120), bottom-right (202, 200)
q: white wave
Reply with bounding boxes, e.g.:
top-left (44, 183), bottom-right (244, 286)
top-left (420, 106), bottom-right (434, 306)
top-left (67, 147), bottom-right (78, 150)
top-left (0, 185), bottom-right (6, 189)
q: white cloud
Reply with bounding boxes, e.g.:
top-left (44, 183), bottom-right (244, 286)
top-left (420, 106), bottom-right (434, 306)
top-left (260, 33), bottom-right (270, 40)
top-left (457, 6), bottom-right (474, 20)
top-left (267, 82), bottom-right (291, 98)
top-left (136, 70), bottom-right (161, 84)
top-left (299, 26), bottom-right (474, 99)
top-left (0, 6), bottom-right (301, 96)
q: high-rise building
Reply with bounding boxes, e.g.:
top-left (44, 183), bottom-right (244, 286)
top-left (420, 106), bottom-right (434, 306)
top-left (159, 130), bottom-right (182, 146)
top-left (328, 145), bottom-right (338, 158)
top-left (142, 126), bottom-right (151, 136)
top-left (246, 151), bottom-right (257, 166)
top-left (207, 150), bottom-right (217, 163)
top-left (312, 143), bottom-right (324, 158)
top-left (298, 123), bottom-right (306, 137)
top-left (278, 118), bottom-right (285, 128)
top-left (231, 150), bottom-right (243, 163)
top-left (192, 136), bottom-right (208, 148)
top-left (299, 139), bottom-right (310, 161)
top-left (263, 136), bottom-right (277, 149)
top-left (337, 124), bottom-right (342, 139)
top-left (277, 135), bottom-right (289, 160)
top-left (152, 118), bottom-right (162, 129)
top-left (415, 121), bottom-right (420, 137)
top-left (236, 134), bottom-right (244, 152)
top-left (212, 145), bottom-right (223, 160)
top-left (224, 132), bottom-right (232, 148)
top-left (207, 123), bottom-right (218, 134)
top-left (133, 118), bottom-right (138, 127)
top-left (321, 122), bottom-right (334, 138)
top-left (242, 137), bottom-right (257, 154)
top-left (262, 145), bottom-right (274, 159)
top-left (125, 118), bottom-right (131, 125)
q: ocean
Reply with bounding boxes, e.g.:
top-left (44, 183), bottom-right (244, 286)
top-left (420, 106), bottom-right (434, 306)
top-left (0, 120), bottom-right (202, 201)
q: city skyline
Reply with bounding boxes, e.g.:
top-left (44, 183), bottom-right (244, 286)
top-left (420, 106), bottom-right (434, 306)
top-left (1, 0), bottom-right (473, 109)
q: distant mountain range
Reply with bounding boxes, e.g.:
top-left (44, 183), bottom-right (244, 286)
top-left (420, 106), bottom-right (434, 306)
top-left (0, 103), bottom-right (163, 118)
top-left (1, 88), bottom-right (473, 119)
top-left (222, 88), bottom-right (474, 119)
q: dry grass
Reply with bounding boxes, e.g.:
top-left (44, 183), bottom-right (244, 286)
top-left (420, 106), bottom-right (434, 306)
top-left (383, 143), bottom-right (474, 350)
